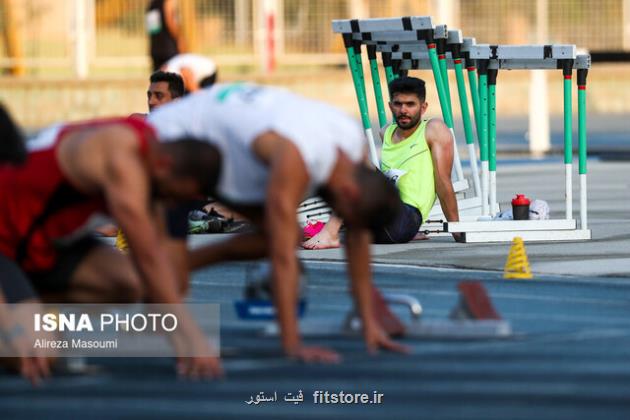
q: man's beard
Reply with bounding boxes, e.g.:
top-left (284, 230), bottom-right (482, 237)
top-left (395, 113), bottom-right (421, 129)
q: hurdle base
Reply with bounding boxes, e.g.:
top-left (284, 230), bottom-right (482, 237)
top-left (452, 179), bottom-right (470, 194)
top-left (447, 219), bottom-right (577, 232)
top-left (428, 196), bottom-right (499, 221)
top-left (460, 228), bottom-right (591, 243)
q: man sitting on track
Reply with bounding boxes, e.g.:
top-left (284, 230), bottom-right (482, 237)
top-left (0, 116), bottom-right (223, 382)
top-left (303, 77), bottom-right (463, 249)
top-left (149, 83), bottom-right (409, 363)
top-left (110, 70), bottom-right (186, 241)
top-left (129, 70), bottom-right (185, 121)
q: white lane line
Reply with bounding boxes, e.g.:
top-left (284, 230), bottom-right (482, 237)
top-left (302, 259), bottom-right (630, 287)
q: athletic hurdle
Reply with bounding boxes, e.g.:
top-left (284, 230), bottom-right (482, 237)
top-left (331, 17), bottom-right (476, 199)
top-left (373, 37), bottom-right (499, 219)
top-left (297, 17), bottom-right (487, 228)
top-left (364, 30), bottom-right (484, 200)
top-left (332, 17), bottom-right (497, 222)
top-left (375, 49), bottom-right (486, 220)
top-left (444, 46), bottom-right (592, 242)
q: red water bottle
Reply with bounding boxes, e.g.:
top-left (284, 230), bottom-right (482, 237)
top-left (511, 194), bottom-right (531, 220)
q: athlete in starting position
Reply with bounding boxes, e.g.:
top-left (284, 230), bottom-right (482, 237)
top-left (0, 116), bottom-right (223, 382)
top-left (149, 83), bottom-right (409, 363)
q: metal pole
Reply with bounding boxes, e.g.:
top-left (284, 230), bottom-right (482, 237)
top-left (436, 37), bottom-right (465, 183)
top-left (624, 0), bottom-right (630, 51)
top-left (577, 66), bottom-right (589, 229)
top-left (562, 60), bottom-right (574, 220)
top-left (464, 54), bottom-right (481, 148)
top-left (73, 0), bottom-right (89, 79)
top-left (2, 0), bottom-right (25, 76)
top-left (367, 45), bottom-right (388, 128)
top-left (382, 52), bottom-right (397, 86)
top-left (477, 60), bottom-right (489, 216)
top-left (381, 51), bottom-right (398, 124)
top-left (452, 42), bottom-right (481, 198)
top-left (530, 0), bottom-right (550, 154)
top-left (428, 38), bottom-right (464, 184)
top-left (258, 0), bottom-right (277, 74)
top-left (436, 38), bottom-right (453, 119)
top-left (342, 34), bottom-right (379, 167)
top-left (235, 0), bottom-right (250, 47)
top-left (427, 42), bottom-right (453, 131)
top-left (488, 67), bottom-right (498, 216)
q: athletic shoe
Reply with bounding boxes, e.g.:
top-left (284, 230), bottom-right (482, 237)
top-left (205, 216), bottom-right (225, 233)
top-left (222, 220), bottom-right (256, 234)
top-left (188, 210), bottom-right (209, 233)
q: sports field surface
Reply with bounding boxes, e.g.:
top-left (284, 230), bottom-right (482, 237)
top-left (2, 261), bottom-right (630, 419)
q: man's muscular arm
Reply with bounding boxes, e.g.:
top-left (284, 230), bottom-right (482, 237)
top-left (254, 132), bottom-right (340, 363)
top-left (101, 141), bottom-right (181, 302)
top-left (102, 132), bottom-right (221, 377)
top-left (425, 119), bottom-right (463, 242)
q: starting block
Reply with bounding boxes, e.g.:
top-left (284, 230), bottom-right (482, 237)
top-left (235, 261), bottom-right (309, 320)
top-left (263, 281), bottom-right (511, 339)
top-left (234, 299), bottom-right (307, 320)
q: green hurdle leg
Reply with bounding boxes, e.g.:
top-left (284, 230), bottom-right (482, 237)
top-left (382, 52), bottom-right (397, 86)
top-left (427, 40), bottom-right (465, 185)
top-left (436, 38), bottom-right (465, 184)
top-left (562, 60), bottom-right (574, 220)
top-left (577, 66), bottom-right (589, 229)
top-left (464, 55), bottom-right (482, 149)
top-left (381, 52), bottom-right (398, 124)
top-left (353, 42), bottom-right (369, 110)
top-left (342, 34), bottom-right (379, 167)
top-left (452, 44), bottom-right (481, 198)
top-left (488, 68), bottom-right (498, 216)
top-left (436, 38), bottom-right (453, 121)
top-left (427, 43), bottom-right (453, 135)
top-left (477, 60), bottom-right (490, 216)
top-left (367, 45), bottom-right (388, 128)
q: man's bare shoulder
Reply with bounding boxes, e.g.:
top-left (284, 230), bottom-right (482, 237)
top-left (79, 124), bottom-right (145, 173)
top-left (425, 118), bottom-right (452, 145)
top-left (425, 117), bottom-right (448, 132)
top-left (56, 123), bottom-right (143, 192)
top-left (96, 124), bottom-right (144, 150)
top-left (379, 123), bottom-right (393, 139)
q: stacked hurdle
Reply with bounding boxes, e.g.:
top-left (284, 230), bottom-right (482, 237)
top-left (331, 16), bottom-right (592, 243)
top-left (333, 18), bottom-right (478, 212)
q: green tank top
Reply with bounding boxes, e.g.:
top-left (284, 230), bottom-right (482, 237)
top-left (380, 120), bottom-right (436, 220)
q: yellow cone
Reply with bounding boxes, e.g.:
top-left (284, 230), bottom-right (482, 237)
top-left (503, 236), bottom-right (533, 279)
top-left (115, 229), bottom-right (128, 253)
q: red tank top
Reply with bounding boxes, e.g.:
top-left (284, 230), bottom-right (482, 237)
top-left (0, 117), bottom-right (155, 273)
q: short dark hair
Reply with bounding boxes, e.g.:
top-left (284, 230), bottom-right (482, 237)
top-left (0, 104), bottom-right (26, 164)
top-left (159, 139), bottom-right (222, 196)
top-left (150, 71), bottom-right (185, 98)
top-left (388, 77), bottom-right (426, 102)
top-left (199, 71), bottom-right (217, 88)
